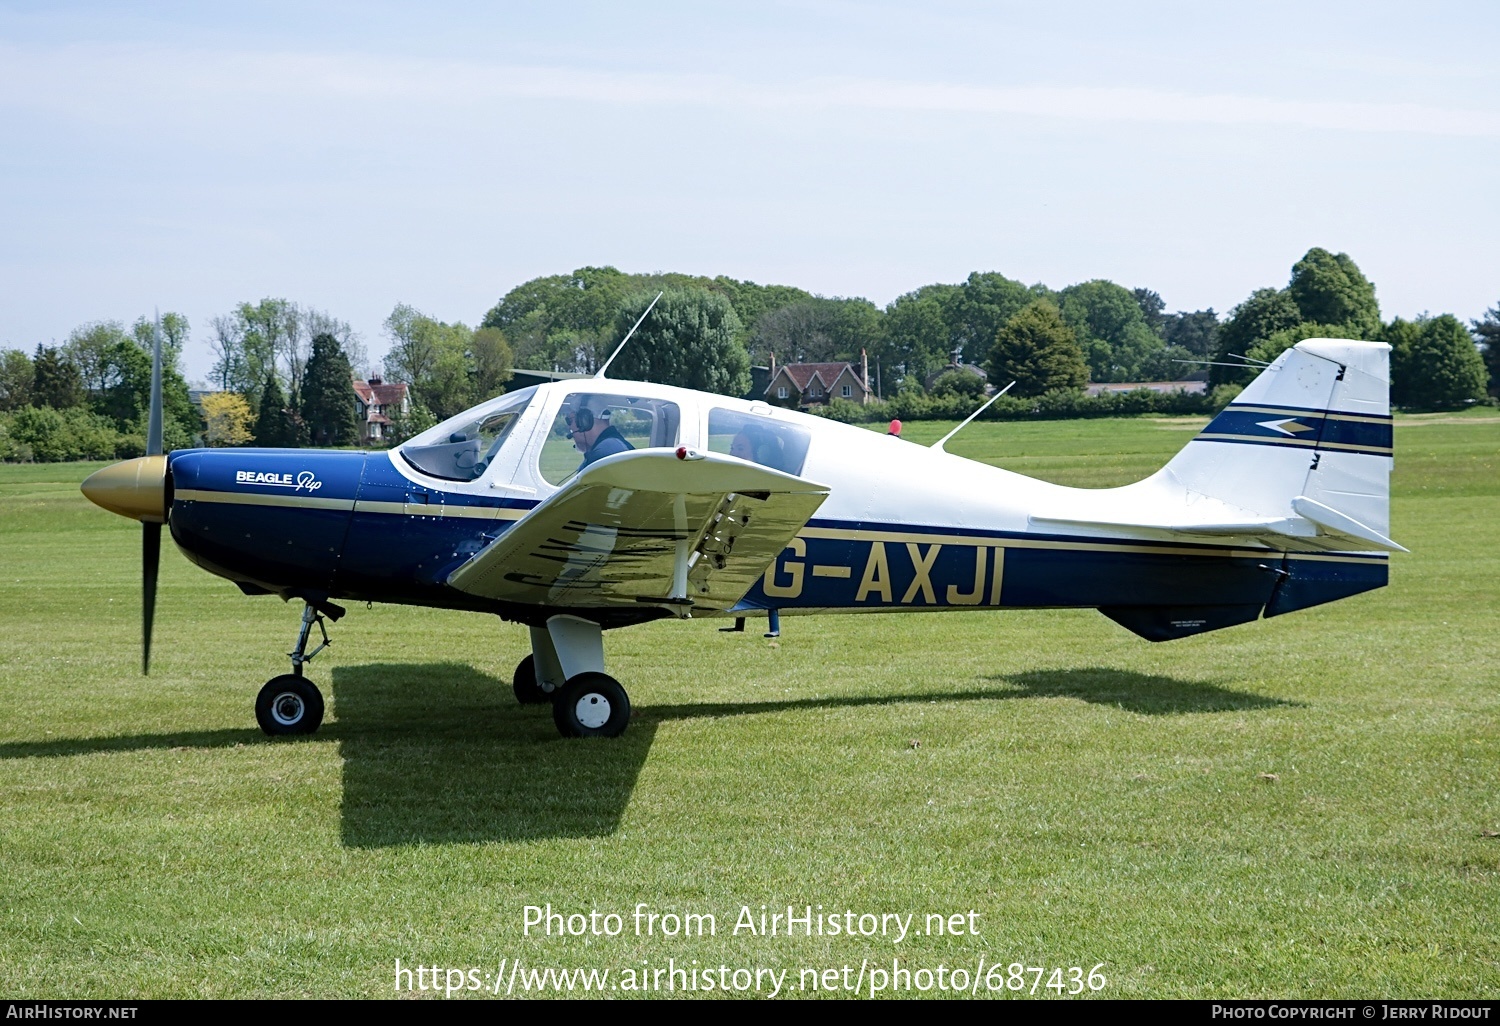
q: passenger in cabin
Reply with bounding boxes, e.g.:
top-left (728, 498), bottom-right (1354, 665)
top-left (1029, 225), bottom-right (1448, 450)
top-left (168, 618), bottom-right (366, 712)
top-left (729, 426), bottom-right (784, 470)
top-left (569, 406), bottom-right (633, 469)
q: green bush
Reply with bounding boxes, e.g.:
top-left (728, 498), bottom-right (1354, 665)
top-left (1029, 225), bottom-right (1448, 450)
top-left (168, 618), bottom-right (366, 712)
top-left (3, 406), bottom-right (130, 462)
top-left (808, 386), bottom-right (1215, 425)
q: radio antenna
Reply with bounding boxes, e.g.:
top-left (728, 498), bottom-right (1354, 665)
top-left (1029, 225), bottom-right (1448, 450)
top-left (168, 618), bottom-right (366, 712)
top-left (596, 291), bottom-right (665, 379)
top-left (931, 380), bottom-right (1015, 453)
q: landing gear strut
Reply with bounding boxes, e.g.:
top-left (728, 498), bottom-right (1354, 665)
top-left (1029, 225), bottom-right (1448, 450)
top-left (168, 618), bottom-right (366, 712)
top-left (255, 601), bottom-right (341, 736)
top-left (520, 615), bottom-right (632, 738)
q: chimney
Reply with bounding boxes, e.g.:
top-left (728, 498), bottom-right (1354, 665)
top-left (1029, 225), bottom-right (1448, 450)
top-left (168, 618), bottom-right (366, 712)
top-left (769, 352), bottom-right (776, 375)
top-left (370, 376), bottom-right (383, 386)
top-left (861, 348), bottom-right (869, 403)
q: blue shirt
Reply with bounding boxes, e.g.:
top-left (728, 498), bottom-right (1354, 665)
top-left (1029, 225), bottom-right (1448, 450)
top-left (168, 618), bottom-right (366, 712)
top-left (579, 425), bottom-right (633, 469)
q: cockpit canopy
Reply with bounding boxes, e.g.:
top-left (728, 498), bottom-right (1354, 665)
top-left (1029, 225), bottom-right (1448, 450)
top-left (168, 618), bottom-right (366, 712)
top-left (399, 386), bottom-right (537, 482)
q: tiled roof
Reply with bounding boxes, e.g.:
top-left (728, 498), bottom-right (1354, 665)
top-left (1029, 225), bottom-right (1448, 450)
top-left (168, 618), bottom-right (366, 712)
top-left (353, 380), bottom-right (410, 406)
top-left (771, 363), bottom-right (870, 396)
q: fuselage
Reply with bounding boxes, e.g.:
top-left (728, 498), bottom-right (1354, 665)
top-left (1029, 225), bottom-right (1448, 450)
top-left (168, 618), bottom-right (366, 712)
top-left (157, 377), bottom-right (1387, 640)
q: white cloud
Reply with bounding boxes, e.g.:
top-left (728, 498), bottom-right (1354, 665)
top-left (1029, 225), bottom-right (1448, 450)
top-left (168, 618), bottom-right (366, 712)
top-left (3, 41), bottom-right (1498, 138)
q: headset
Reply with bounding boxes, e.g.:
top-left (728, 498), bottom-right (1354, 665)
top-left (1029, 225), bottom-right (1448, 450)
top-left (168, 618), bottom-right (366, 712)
top-left (571, 407), bottom-right (594, 434)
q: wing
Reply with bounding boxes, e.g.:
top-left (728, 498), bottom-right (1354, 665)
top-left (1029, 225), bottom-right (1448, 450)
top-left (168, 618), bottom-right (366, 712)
top-left (446, 448), bottom-right (830, 612)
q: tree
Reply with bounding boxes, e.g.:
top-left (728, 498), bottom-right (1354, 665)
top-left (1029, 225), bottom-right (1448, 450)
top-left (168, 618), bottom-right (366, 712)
top-left (482, 266), bottom-right (638, 373)
top-left (1056, 280), bottom-right (1166, 382)
top-left (130, 312), bottom-right (190, 369)
top-left (0, 349), bottom-right (33, 411)
top-left (1162, 309), bottom-right (1220, 358)
top-left (253, 374), bottom-right (303, 447)
top-left (240, 299), bottom-right (306, 400)
top-left (209, 310), bottom-right (275, 400)
top-left (1133, 288), bottom-right (1167, 337)
top-left (1211, 287), bottom-right (1303, 385)
top-left (1214, 250), bottom-right (1381, 386)
top-left (301, 333), bottom-right (360, 447)
top-left (880, 285), bottom-right (960, 387)
top-left (1288, 248), bottom-right (1380, 337)
top-left (303, 308), bottom-right (366, 378)
top-left (386, 398), bottom-right (436, 443)
top-left (470, 327), bottom-right (515, 399)
top-left (1246, 322), bottom-right (1365, 366)
top-left (605, 288), bottom-right (749, 396)
top-left (1471, 302), bottom-right (1500, 397)
top-left (708, 276), bottom-right (814, 338)
top-left (987, 301), bottom-right (1089, 397)
top-left (748, 297), bottom-right (881, 365)
top-left (384, 305), bottom-right (480, 418)
top-left (928, 368), bottom-right (985, 397)
top-left (201, 392), bottom-right (254, 447)
top-left (1387, 315), bottom-right (1487, 410)
top-left (67, 323), bottom-right (197, 446)
top-left (31, 345), bottom-right (85, 409)
top-left (954, 272), bottom-right (1036, 364)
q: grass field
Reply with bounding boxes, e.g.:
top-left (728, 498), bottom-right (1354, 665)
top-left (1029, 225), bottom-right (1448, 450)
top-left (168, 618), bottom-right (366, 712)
top-left (1, 411), bottom-right (1497, 999)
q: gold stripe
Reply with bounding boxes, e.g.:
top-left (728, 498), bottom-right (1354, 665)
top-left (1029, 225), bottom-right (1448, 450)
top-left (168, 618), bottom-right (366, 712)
top-left (176, 488), bottom-right (529, 520)
top-left (1197, 434), bottom-right (1391, 455)
top-left (1228, 405), bottom-right (1392, 424)
top-left (1284, 552), bottom-right (1389, 564)
top-left (175, 488), bottom-right (354, 511)
top-left (175, 489), bottom-right (1386, 565)
top-left (352, 500), bottom-right (526, 521)
top-left (800, 525), bottom-right (1263, 559)
top-left (798, 526), bottom-right (1386, 564)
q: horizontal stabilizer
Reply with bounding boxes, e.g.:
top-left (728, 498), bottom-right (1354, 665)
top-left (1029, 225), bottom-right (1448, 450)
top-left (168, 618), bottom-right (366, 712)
top-left (1031, 494), bottom-right (1403, 552)
top-left (1289, 496), bottom-right (1407, 552)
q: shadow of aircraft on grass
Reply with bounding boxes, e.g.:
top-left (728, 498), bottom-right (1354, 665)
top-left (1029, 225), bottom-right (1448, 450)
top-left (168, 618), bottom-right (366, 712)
top-left (979, 667), bottom-right (1297, 716)
top-left (0, 663), bottom-right (1289, 847)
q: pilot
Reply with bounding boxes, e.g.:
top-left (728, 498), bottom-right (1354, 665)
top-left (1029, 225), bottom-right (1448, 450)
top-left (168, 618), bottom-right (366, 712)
top-left (569, 405), bottom-right (633, 468)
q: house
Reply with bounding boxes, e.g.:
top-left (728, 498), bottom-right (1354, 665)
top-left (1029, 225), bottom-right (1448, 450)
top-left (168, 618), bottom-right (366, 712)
top-left (1085, 380), bottom-right (1207, 397)
top-left (764, 355), bottom-right (874, 408)
top-left (352, 377), bottom-right (410, 443)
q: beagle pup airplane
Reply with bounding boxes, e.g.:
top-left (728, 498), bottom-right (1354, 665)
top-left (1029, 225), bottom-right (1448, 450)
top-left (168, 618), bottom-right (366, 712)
top-left (83, 314), bottom-right (1401, 739)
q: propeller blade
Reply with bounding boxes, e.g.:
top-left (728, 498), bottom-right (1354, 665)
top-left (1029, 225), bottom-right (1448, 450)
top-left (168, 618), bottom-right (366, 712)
top-left (147, 311), bottom-right (163, 457)
top-left (143, 311), bottom-right (165, 673)
top-left (143, 520), bottom-right (160, 675)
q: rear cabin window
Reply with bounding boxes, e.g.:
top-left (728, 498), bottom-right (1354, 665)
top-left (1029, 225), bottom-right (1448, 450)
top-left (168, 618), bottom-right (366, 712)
top-left (706, 408), bottom-right (811, 476)
top-left (538, 392), bottom-right (681, 486)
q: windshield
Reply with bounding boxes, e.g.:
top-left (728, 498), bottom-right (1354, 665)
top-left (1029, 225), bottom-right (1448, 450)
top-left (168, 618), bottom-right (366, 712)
top-left (399, 387), bottom-right (538, 482)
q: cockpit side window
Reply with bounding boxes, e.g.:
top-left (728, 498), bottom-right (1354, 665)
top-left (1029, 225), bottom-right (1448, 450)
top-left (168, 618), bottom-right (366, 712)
top-left (399, 387), bottom-right (538, 482)
top-left (707, 408), bottom-right (811, 475)
top-left (538, 392), bottom-right (681, 486)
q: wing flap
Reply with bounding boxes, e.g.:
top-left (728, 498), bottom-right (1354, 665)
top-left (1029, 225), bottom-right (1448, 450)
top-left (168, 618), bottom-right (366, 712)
top-left (447, 448), bottom-right (829, 610)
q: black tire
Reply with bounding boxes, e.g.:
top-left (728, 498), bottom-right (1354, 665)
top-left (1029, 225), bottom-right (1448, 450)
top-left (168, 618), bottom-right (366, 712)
top-left (512, 654), bottom-right (552, 705)
top-left (255, 674), bottom-right (325, 736)
top-left (552, 673), bottom-right (630, 739)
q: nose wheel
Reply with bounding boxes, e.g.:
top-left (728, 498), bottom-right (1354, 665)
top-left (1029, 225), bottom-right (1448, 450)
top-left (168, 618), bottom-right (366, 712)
top-left (255, 674), bottom-right (325, 735)
top-left (254, 600), bottom-right (340, 736)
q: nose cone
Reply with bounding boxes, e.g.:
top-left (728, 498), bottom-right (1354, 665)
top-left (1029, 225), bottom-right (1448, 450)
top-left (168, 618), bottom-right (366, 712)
top-left (81, 455), bottom-right (168, 523)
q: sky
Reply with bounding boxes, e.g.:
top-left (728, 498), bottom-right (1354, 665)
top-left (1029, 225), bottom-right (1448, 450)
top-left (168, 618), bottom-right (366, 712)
top-left (2, 1), bottom-right (1497, 383)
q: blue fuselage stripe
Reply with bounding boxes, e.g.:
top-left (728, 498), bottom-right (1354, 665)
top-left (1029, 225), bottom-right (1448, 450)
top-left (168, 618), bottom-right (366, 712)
top-left (1200, 405), bottom-right (1392, 454)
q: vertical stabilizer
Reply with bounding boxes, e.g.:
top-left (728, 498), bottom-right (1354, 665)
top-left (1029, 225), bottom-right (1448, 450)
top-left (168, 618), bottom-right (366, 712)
top-left (1157, 339), bottom-right (1393, 538)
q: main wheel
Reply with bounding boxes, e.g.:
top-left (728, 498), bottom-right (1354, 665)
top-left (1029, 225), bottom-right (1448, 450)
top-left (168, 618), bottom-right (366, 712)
top-left (512, 654), bottom-right (553, 705)
top-left (552, 673), bottom-right (630, 739)
top-left (255, 674), bottom-right (325, 736)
